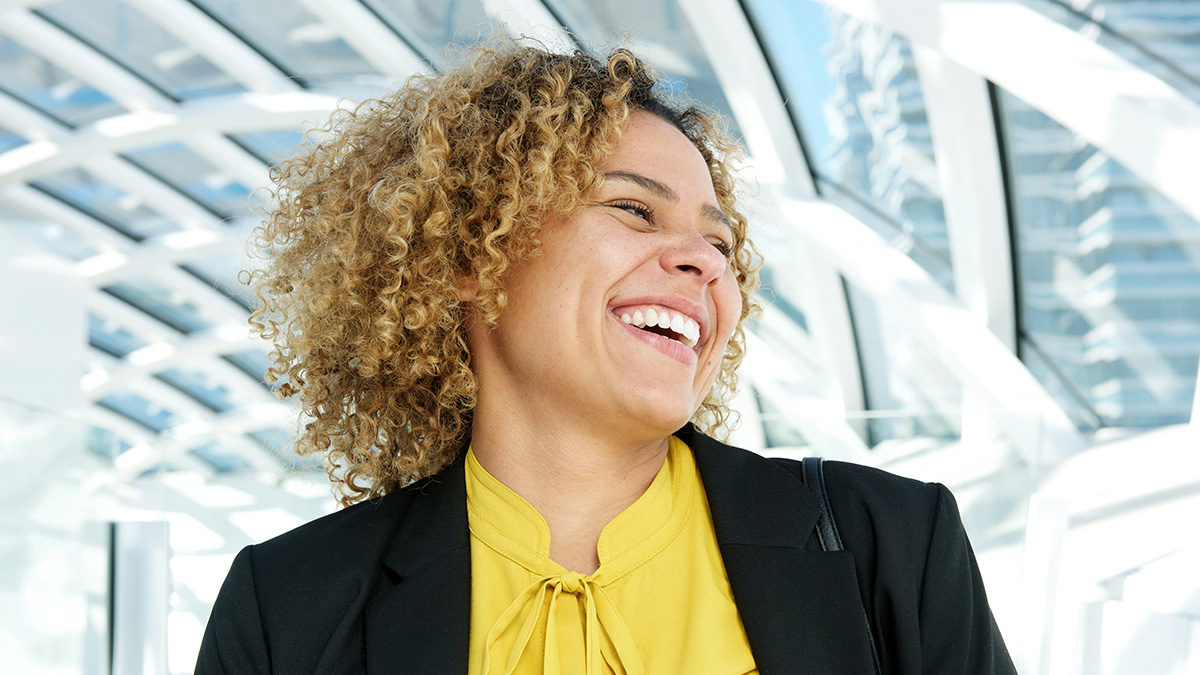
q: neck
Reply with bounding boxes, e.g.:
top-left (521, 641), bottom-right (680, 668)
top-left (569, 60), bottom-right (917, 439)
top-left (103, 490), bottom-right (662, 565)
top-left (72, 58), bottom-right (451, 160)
top-left (470, 400), bottom-right (672, 574)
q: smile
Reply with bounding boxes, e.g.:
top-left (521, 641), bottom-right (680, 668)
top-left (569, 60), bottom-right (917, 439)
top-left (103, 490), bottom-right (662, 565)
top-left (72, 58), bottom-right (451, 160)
top-left (617, 305), bottom-right (701, 348)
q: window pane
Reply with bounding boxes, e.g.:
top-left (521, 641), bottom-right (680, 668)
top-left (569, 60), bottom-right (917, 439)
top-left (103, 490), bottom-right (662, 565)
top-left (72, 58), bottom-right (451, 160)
top-left (191, 0), bottom-right (385, 89)
top-left (745, 0), bottom-right (953, 291)
top-left (32, 167), bottom-right (178, 241)
top-left (38, 0), bottom-right (246, 100)
top-left (0, 36), bottom-right (124, 125)
top-left (123, 142), bottom-right (258, 219)
top-left (88, 314), bottom-right (149, 357)
top-left (97, 389), bottom-right (179, 432)
top-left (231, 129), bottom-right (304, 166)
top-left (102, 276), bottom-right (220, 334)
top-left (999, 87), bottom-right (1200, 427)
top-left (1024, 0), bottom-right (1200, 105)
top-left (543, 0), bottom-right (742, 138)
top-left (156, 366), bottom-right (239, 413)
top-left (0, 197), bottom-right (100, 260)
top-left (190, 439), bottom-right (253, 472)
top-left (0, 122), bottom-right (27, 154)
top-left (364, 0), bottom-right (490, 66)
top-left (844, 276), bottom-right (963, 445)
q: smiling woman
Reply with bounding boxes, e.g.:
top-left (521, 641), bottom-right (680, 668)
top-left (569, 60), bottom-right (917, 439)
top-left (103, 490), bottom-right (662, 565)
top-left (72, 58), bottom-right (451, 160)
top-left (195, 42), bottom-right (1015, 675)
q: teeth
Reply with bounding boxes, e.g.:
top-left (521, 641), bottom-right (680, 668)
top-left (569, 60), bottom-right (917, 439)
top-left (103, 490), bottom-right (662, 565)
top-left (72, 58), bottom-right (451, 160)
top-left (619, 306), bottom-right (701, 349)
top-left (670, 314), bottom-right (686, 335)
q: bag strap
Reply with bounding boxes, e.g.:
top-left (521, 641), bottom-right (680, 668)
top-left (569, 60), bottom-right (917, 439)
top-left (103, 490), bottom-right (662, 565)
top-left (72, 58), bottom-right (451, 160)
top-left (800, 457), bottom-right (844, 552)
top-left (797, 457), bottom-right (883, 675)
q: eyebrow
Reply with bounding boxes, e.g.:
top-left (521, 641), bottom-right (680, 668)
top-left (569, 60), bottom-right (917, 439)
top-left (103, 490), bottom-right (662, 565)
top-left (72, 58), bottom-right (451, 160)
top-left (604, 171), bottom-right (732, 233)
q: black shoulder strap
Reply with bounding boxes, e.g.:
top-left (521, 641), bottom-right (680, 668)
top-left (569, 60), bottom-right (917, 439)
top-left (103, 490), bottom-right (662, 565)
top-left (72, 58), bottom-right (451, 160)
top-left (797, 457), bottom-right (883, 675)
top-left (800, 456), bottom-right (844, 552)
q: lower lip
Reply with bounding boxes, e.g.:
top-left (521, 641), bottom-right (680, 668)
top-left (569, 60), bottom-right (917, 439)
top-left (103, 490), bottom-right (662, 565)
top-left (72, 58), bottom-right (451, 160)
top-left (612, 313), bottom-right (699, 366)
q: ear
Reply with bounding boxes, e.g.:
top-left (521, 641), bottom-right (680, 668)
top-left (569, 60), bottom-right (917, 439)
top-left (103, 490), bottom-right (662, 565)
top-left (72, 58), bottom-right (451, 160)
top-left (456, 273), bottom-right (479, 302)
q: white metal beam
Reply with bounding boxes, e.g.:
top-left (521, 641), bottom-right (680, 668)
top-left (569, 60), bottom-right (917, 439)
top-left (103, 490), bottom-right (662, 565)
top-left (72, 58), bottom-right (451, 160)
top-left (127, 0), bottom-right (300, 95)
top-left (912, 45), bottom-right (1016, 351)
top-left (819, 0), bottom-right (1200, 228)
top-left (0, 91), bottom-right (341, 183)
top-left (777, 195), bottom-right (1087, 466)
top-left (479, 0), bottom-right (574, 52)
top-left (678, 0), bottom-right (816, 193)
top-left (0, 8), bottom-right (173, 112)
top-left (296, 0), bottom-right (429, 81)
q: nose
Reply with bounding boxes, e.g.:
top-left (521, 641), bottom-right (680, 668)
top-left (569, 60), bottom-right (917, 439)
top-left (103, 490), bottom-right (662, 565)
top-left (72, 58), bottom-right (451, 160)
top-left (660, 231), bottom-right (728, 285)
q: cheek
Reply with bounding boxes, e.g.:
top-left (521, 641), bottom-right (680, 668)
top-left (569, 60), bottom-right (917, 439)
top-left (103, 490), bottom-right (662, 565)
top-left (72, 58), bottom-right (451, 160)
top-left (714, 273), bottom-right (743, 342)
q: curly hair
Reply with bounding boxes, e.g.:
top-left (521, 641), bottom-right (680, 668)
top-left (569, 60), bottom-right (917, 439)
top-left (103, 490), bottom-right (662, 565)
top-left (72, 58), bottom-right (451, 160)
top-left (249, 43), bottom-right (759, 506)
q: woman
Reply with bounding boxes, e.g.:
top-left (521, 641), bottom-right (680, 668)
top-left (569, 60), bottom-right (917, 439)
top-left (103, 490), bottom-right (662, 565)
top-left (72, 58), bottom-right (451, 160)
top-left (196, 43), bottom-right (1016, 674)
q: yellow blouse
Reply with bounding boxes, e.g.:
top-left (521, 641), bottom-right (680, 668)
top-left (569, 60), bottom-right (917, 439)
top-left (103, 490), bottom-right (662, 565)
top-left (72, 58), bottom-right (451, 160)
top-left (465, 436), bottom-right (758, 675)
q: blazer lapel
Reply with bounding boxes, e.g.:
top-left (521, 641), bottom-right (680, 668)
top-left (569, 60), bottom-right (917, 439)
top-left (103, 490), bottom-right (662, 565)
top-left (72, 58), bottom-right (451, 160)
top-left (686, 428), bottom-right (878, 674)
top-left (363, 458), bottom-right (472, 675)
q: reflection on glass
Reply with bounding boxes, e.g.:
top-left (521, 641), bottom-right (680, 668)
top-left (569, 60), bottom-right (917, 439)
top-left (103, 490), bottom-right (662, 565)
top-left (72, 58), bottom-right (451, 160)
top-left (999, 88), bottom-right (1200, 427)
top-left (103, 275), bottom-right (218, 334)
top-left (88, 313), bottom-right (149, 357)
top-left (191, 0), bottom-right (384, 89)
top-left (97, 388), bottom-right (179, 431)
top-left (37, 0), bottom-right (245, 100)
top-left (844, 276), bottom-right (962, 444)
top-left (0, 36), bottom-right (124, 125)
top-left (32, 167), bottom-right (177, 241)
top-left (124, 142), bottom-right (257, 219)
top-left (364, 0), bottom-right (491, 65)
top-left (0, 197), bottom-right (99, 260)
top-left (543, 0), bottom-right (742, 138)
top-left (744, 0), bottom-right (952, 291)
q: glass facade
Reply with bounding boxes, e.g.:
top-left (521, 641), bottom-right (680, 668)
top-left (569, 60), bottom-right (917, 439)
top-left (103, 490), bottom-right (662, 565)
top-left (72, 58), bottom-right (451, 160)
top-left (0, 36), bottom-right (124, 126)
top-left (123, 143), bottom-right (256, 219)
top-left (999, 87), bottom-right (1200, 427)
top-left (37, 0), bottom-right (246, 100)
top-left (745, 0), bottom-right (953, 292)
top-left (1026, 0), bottom-right (1200, 104)
top-left (32, 167), bottom-right (179, 241)
top-left (190, 0), bottom-right (386, 90)
top-left (364, 0), bottom-right (492, 66)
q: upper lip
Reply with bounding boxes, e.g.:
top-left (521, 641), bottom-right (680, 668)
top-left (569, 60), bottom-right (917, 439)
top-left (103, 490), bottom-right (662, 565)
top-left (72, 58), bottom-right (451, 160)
top-left (608, 295), bottom-right (710, 347)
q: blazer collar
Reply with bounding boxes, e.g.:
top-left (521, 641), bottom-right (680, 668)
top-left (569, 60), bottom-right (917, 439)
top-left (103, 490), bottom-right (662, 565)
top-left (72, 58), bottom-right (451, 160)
top-left (364, 453), bottom-right (471, 675)
top-left (682, 425), bottom-right (879, 673)
top-left (364, 429), bottom-right (877, 674)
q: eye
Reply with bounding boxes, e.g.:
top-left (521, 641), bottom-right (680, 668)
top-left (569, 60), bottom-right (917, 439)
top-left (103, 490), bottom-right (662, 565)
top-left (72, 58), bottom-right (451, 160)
top-left (711, 239), bottom-right (733, 259)
top-left (608, 199), bottom-right (654, 222)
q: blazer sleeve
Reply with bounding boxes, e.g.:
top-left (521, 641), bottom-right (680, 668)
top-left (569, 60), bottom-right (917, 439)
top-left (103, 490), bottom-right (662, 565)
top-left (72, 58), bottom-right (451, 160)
top-left (194, 546), bottom-right (271, 675)
top-left (915, 483), bottom-right (1016, 675)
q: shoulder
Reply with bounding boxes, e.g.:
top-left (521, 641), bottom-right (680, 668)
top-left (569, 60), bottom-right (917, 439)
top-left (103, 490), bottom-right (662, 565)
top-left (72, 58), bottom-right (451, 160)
top-left (233, 471), bottom-right (451, 607)
top-left (768, 455), bottom-right (952, 562)
top-left (251, 479), bottom-right (419, 570)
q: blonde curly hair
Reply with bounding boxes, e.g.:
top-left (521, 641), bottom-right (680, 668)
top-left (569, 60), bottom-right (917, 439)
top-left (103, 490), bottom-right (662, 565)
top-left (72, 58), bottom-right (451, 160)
top-left (249, 43), bottom-right (759, 506)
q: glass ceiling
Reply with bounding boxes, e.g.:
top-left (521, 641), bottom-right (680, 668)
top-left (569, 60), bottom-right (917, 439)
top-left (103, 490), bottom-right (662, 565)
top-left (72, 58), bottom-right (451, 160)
top-left (1, 0), bottom-right (1197, 481)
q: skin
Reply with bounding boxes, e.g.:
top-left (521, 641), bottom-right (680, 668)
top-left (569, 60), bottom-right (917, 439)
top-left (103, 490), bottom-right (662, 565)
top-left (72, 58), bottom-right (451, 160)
top-left (465, 111), bottom-right (743, 574)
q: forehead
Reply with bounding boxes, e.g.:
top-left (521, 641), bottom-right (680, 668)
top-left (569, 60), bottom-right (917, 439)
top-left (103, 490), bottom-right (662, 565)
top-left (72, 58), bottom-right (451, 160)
top-left (598, 111), bottom-right (719, 204)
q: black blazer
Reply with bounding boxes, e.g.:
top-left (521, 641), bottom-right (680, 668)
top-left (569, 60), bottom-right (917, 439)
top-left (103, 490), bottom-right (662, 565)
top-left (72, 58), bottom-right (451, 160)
top-left (195, 427), bottom-right (1015, 674)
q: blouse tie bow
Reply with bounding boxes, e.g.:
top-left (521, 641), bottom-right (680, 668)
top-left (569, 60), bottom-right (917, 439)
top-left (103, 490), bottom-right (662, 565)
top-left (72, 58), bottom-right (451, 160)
top-left (481, 571), bottom-right (646, 675)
